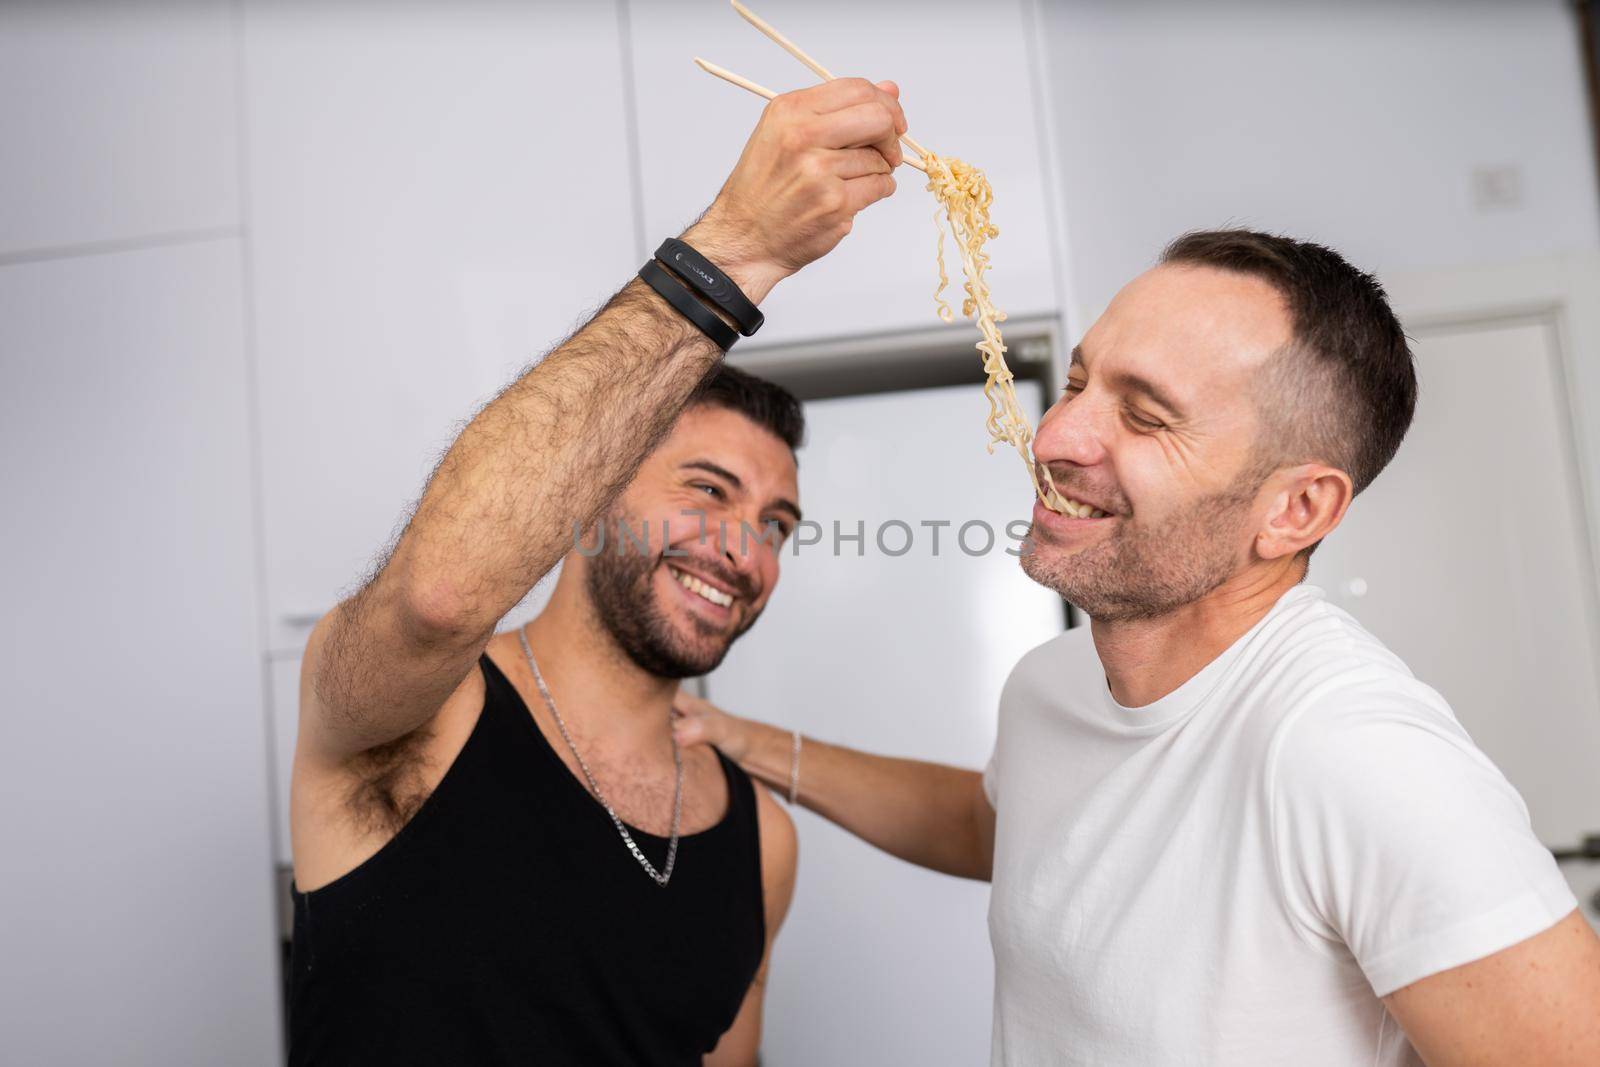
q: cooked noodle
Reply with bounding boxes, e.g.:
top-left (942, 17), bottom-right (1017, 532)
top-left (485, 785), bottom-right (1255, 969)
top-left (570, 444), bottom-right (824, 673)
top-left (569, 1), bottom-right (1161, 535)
top-left (924, 153), bottom-right (1069, 514)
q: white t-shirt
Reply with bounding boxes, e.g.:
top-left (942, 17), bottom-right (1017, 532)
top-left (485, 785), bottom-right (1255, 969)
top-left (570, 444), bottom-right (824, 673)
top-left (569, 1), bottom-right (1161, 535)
top-left (984, 583), bottom-right (1575, 1066)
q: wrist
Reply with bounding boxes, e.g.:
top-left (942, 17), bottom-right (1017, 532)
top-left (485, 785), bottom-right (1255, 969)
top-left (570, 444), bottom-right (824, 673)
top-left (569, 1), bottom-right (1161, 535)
top-left (734, 719), bottom-right (792, 788)
top-left (680, 219), bottom-right (788, 306)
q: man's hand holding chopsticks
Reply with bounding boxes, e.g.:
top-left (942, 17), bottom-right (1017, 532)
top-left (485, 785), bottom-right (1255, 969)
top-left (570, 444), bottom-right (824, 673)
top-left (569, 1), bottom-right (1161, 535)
top-left (684, 78), bottom-right (908, 303)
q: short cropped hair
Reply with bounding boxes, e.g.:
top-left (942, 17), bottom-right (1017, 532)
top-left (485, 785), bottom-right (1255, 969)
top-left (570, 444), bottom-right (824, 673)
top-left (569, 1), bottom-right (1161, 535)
top-left (1161, 229), bottom-right (1416, 496)
top-left (687, 363), bottom-right (805, 453)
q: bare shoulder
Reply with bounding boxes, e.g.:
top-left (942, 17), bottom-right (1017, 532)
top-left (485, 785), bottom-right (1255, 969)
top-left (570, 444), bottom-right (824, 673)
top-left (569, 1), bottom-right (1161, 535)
top-left (751, 780), bottom-right (798, 908)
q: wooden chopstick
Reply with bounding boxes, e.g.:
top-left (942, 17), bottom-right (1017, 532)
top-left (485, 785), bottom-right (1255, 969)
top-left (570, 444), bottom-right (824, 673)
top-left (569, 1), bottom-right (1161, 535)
top-left (730, 0), bottom-right (833, 82)
top-left (729, 0), bottom-right (933, 163)
top-left (693, 57), bottom-right (928, 174)
top-left (693, 57), bottom-right (777, 102)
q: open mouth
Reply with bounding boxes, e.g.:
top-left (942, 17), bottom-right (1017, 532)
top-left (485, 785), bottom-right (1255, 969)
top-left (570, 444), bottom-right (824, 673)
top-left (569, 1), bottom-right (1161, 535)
top-left (1036, 464), bottom-right (1112, 519)
top-left (1054, 494), bottom-right (1110, 519)
top-left (667, 564), bottom-right (736, 608)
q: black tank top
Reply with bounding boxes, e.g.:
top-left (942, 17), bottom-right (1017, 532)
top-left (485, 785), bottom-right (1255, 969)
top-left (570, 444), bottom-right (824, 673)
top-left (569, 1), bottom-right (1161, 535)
top-left (287, 654), bottom-right (766, 1066)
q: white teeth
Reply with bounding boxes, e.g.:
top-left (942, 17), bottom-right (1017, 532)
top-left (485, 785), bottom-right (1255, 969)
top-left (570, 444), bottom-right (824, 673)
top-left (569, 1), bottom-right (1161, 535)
top-left (1060, 496), bottom-right (1110, 519)
top-left (673, 568), bottom-right (733, 608)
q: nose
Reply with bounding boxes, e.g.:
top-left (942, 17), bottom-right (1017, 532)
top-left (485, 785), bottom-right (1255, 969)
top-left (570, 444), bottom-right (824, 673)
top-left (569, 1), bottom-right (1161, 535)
top-left (1034, 391), bottom-right (1109, 469)
top-left (719, 512), bottom-right (768, 591)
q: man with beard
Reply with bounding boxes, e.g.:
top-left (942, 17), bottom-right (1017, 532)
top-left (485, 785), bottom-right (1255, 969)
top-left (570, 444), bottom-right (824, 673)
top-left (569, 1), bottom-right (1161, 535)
top-left (288, 77), bottom-right (909, 1065)
top-left (674, 230), bottom-right (1600, 1064)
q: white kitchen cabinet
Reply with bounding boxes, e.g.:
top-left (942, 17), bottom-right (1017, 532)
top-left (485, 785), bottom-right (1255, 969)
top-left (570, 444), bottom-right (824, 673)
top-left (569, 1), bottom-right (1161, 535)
top-left (0, 240), bottom-right (280, 1065)
top-left (0, 1), bottom-right (239, 256)
top-left (629, 0), bottom-right (1059, 348)
top-left (243, 1), bottom-right (640, 651)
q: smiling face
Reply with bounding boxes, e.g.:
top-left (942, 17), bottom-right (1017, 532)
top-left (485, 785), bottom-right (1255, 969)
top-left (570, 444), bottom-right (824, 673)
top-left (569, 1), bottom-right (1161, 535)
top-left (1022, 263), bottom-right (1294, 620)
top-left (581, 404), bottom-right (801, 679)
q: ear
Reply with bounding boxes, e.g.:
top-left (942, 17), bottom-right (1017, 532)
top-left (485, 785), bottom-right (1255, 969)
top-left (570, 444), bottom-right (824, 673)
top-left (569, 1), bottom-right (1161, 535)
top-left (1253, 464), bottom-right (1353, 561)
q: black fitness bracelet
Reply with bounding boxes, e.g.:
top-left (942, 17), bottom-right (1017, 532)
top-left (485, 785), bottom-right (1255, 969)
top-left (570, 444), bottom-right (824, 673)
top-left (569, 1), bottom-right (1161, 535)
top-left (638, 259), bottom-right (739, 351)
top-left (654, 238), bottom-right (764, 337)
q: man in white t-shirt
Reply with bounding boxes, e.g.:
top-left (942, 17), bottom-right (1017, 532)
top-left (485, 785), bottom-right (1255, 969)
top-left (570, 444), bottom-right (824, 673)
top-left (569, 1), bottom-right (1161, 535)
top-left (674, 228), bottom-right (1600, 1064)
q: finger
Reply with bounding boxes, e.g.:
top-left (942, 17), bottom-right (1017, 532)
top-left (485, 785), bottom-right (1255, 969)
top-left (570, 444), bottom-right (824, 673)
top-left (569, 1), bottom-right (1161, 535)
top-left (842, 171), bottom-right (897, 215)
top-left (794, 76), bottom-right (879, 114)
top-left (830, 147), bottom-right (892, 180)
top-left (813, 101), bottom-right (903, 167)
top-left (873, 82), bottom-right (908, 135)
top-left (672, 716), bottom-right (710, 748)
top-left (805, 77), bottom-right (907, 136)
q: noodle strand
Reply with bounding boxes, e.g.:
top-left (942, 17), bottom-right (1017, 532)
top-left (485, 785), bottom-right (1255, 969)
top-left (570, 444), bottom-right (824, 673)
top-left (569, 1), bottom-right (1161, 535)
top-left (925, 153), bottom-right (1068, 514)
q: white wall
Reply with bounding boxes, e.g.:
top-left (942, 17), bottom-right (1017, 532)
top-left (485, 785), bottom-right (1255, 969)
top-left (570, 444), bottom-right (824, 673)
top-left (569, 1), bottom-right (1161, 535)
top-left (1033, 0), bottom-right (1600, 325)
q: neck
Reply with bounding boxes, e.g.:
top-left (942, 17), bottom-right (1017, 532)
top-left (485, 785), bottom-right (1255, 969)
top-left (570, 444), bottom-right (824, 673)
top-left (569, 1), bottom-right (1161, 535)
top-left (1089, 558), bottom-right (1304, 708)
top-left (520, 569), bottom-right (679, 747)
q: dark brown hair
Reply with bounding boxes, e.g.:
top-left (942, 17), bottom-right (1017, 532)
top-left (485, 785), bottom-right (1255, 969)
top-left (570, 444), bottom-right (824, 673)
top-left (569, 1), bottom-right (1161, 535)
top-left (1161, 229), bottom-right (1416, 497)
top-left (688, 363), bottom-right (805, 453)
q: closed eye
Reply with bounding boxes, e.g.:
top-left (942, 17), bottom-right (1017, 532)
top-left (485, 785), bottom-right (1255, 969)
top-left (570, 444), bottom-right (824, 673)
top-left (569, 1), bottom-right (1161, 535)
top-left (1124, 407), bottom-right (1164, 432)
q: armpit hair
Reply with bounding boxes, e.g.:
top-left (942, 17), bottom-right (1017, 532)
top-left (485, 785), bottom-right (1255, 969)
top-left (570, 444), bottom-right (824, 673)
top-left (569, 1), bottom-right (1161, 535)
top-left (343, 724), bottom-right (436, 837)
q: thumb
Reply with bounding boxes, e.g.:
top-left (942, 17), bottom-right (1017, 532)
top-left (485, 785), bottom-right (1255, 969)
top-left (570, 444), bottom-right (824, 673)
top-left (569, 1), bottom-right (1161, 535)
top-left (672, 714), bottom-right (712, 749)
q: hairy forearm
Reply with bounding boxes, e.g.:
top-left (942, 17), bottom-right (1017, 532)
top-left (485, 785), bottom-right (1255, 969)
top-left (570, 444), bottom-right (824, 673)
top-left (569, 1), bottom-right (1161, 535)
top-left (734, 720), bottom-right (991, 881)
top-left (314, 258), bottom-right (763, 750)
top-left (387, 277), bottom-right (721, 635)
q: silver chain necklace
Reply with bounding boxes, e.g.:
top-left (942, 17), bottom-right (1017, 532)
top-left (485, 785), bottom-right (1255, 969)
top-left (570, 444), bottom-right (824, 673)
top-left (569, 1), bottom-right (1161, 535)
top-left (517, 627), bottom-right (683, 888)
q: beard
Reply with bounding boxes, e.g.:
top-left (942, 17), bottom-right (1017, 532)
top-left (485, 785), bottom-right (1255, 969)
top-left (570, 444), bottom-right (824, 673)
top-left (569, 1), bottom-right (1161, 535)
top-left (584, 513), bottom-right (762, 679)
top-left (1021, 472), bottom-right (1262, 623)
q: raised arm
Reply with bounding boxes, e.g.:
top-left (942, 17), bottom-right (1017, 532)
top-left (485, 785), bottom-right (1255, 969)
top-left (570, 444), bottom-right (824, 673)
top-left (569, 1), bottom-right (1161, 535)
top-left (673, 693), bottom-right (996, 882)
top-left (302, 79), bottom-right (908, 763)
